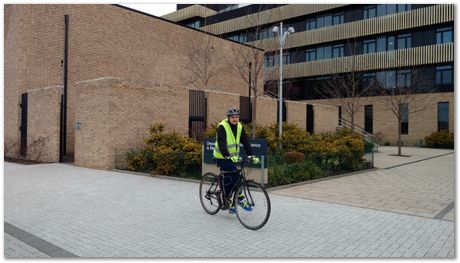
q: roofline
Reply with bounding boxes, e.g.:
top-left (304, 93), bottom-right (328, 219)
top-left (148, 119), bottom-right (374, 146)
top-left (111, 4), bottom-right (264, 51)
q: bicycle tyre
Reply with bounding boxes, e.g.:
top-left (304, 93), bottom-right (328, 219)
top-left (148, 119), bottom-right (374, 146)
top-left (234, 180), bottom-right (271, 230)
top-left (199, 172), bottom-right (221, 215)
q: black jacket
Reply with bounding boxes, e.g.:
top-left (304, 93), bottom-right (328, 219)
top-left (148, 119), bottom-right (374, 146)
top-left (217, 120), bottom-right (254, 158)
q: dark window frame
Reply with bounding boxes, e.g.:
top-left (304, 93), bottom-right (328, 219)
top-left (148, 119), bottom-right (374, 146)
top-left (437, 102), bottom-right (449, 132)
top-left (436, 65), bottom-right (453, 85)
top-left (400, 103), bottom-right (409, 135)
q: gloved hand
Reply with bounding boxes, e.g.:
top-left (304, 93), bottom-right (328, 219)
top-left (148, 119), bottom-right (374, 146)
top-left (228, 156), bottom-right (240, 163)
top-left (249, 156), bottom-right (260, 164)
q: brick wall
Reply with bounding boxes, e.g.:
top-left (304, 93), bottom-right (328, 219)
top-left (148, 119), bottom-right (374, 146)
top-left (306, 92), bottom-right (454, 145)
top-left (74, 78), bottom-right (190, 169)
top-left (5, 4), bottom-right (262, 158)
top-left (27, 86), bottom-right (62, 162)
top-left (286, 101), bottom-right (307, 130)
top-left (205, 90), bottom-right (240, 126)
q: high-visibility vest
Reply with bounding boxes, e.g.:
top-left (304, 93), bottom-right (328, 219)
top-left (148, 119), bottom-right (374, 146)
top-left (213, 119), bottom-right (242, 159)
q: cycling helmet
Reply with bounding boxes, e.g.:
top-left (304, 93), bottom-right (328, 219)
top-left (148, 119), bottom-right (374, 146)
top-left (227, 107), bottom-right (240, 116)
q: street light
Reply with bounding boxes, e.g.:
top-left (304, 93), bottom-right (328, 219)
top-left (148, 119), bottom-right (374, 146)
top-left (273, 22), bottom-right (294, 148)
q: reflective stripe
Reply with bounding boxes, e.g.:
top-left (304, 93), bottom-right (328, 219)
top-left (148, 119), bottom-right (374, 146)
top-left (213, 119), bottom-right (242, 159)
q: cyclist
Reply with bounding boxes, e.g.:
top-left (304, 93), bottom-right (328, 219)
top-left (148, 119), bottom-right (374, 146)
top-left (213, 107), bottom-right (260, 213)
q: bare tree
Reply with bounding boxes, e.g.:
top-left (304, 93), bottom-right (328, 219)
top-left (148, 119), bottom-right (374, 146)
top-left (316, 39), bottom-right (374, 135)
top-left (377, 66), bottom-right (435, 156)
top-left (228, 5), bottom-right (279, 138)
top-left (181, 25), bottom-right (221, 91)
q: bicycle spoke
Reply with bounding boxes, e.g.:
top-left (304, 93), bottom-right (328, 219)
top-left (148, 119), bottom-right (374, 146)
top-left (235, 181), bottom-right (271, 230)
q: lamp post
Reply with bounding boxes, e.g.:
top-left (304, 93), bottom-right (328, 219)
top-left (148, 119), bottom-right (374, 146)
top-left (272, 22), bottom-right (294, 148)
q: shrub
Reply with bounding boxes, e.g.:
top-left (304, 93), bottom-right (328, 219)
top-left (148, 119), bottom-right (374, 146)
top-left (125, 123), bottom-right (202, 177)
top-left (126, 149), bottom-right (150, 172)
top-left (424, 131), bottom-right (454, 149)
top-left (268, 160), bottom-right (325, 187)
top-left (283, 151), bottom-right (305, 164)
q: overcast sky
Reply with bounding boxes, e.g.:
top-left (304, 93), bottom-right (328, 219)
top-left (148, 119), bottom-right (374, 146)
top-left (120, 4), bottom-right (177, 17)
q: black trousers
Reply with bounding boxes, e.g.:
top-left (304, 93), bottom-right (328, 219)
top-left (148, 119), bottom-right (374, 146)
top-left (216, 159), bottom-right (241, 199)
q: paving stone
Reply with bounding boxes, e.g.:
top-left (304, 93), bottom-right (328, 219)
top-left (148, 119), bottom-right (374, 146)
top-left (4, 161), bottom-right (454, 258)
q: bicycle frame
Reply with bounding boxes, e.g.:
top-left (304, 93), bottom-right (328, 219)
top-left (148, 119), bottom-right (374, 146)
top-left (216, 159), bottom-right (255, 210)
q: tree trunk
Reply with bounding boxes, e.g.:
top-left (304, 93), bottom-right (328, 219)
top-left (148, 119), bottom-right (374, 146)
top-left (351, 115), bottom-right (355, 135)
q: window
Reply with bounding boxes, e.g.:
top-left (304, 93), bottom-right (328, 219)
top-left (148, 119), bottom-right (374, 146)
top-left (324, 45), bottom-right (332, 59)
top-left (362, 72), bottom-right (376, 87)
top-left (400, 103), bottom-right (409, 135)
top-left (332, 44), bottom-right (344, 58)
top-left (186, 20), bottom-right (200, 28)
top-left (436, 65), bottom-right (453, 85)
top-left (397, 4), bottom-right (411, 12)
top-left (377, 5), bottom-right (386, 16)
top-left (257, 28), bottom-right (270, 40)
top-left (376, 71), bottom-right (386, 88)
top-left (364, 5), bottom-right (376, 19)
top-left (377, 36), bottom-right (387, 52)
top-left (317, 16), bottom-right (325, 28)
top-left (324, 15), bottom-right (332, 27)
top-left (438, 102), bottom-right (449, 131)
top-left (283, 52), bottom-right (292, 65)
top-left (317, 47), bottom-right (324, 60)
top-left (386, 70), bottom-right (396, 89)
top-left (365, 105), bottom-right (373, 133)
top-left (397, 69), bottom-right (411, 87)
top-left (333, 12), bottom-right (344, 25)
top-left (387, 36), bottom-right (395, 51)
top-left (306, 49), bottom-right (316, 61)
top-left (436, 27), bottom-right (453, 44)
top-left (386, 4), bottom-right (397, 15)
top-left (363, 39), bottom-right (376, 54)
top-left (306, 19), bottom-right (316, 30)
top-left (397, 33), bottom-right (411, 49)
top-left (264, 55), bottom-right (274, 67)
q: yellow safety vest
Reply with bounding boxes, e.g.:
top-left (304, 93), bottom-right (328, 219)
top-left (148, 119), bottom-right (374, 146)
top-left (213, 119), bottom-right (242, 159)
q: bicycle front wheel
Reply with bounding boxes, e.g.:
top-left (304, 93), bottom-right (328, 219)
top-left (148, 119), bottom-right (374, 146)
top-left (199, 172), bottom-right (221, 215)
top-left (234, 181), bottom-right (271, 230)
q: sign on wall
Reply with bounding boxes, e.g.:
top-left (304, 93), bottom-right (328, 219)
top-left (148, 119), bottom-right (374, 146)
top-left (203, 138), bottom-right (268, 168)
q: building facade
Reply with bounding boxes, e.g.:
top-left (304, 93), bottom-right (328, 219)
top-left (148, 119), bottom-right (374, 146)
top-left (6, 4), bottom-right (329, 168)
top-left (163, 4), bottom-right (454, 145)
top-left (4, 4), bottom-right (265, 167)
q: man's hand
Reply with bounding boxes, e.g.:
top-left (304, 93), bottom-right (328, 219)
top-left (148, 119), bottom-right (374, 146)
top-left (228, 156), bottom-right (240, 163)
top-left (249, 156), bottom-right (260, 164)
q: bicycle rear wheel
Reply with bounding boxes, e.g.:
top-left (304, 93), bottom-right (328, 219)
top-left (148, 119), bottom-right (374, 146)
top-left (199, 172), bottom-right (221, 215)
top-left (234, 181), bottom-right (271, 230)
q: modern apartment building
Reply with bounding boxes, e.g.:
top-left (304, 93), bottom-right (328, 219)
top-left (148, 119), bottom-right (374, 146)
top-left (163, 4), bottom-right (454, 145)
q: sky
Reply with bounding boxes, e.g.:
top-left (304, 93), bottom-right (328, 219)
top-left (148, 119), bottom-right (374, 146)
top-left (120, 4), bottom-right (177, 16)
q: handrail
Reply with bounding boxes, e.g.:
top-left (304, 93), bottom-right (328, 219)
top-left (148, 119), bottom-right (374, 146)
top-left (338, 118), bottom-right (379, 152)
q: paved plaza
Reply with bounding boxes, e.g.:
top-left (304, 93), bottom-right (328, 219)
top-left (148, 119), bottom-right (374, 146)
top-left (4, 147), bottom-right (455, 258)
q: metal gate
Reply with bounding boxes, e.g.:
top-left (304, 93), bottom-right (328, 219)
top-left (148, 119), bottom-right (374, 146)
top-left (189, 90), bottom-right (207, 141)
top-left (20, 93), bottom-right (28, 156)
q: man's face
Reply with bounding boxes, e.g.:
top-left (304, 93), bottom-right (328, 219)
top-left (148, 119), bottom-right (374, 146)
top-left (229, 115), bottom-right (239, 125)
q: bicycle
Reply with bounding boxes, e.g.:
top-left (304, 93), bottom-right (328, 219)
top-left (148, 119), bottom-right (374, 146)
top-left (199, 156), bottom-right (271, 230)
